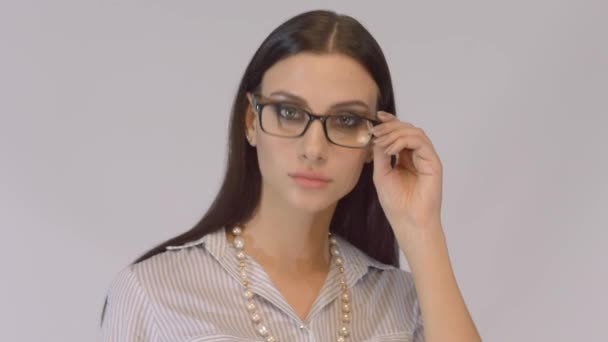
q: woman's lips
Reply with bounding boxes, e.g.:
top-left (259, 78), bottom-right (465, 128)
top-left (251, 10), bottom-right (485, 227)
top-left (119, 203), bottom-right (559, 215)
top-left (290, 175), bottom-right (330, 189)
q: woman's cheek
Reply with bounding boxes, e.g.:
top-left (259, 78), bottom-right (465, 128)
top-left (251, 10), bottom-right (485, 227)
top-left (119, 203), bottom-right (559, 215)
top-left (338, 155), bottom-right (367, 195)
top-left (256, 138), bottom-right (291, 182)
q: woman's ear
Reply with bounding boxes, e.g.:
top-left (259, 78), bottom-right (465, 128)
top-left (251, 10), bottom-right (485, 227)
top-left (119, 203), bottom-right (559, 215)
top-left (244, 92), bottom-right (257, 147)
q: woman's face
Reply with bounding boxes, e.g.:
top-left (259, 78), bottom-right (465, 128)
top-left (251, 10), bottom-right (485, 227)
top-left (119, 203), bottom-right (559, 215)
top-left (245, 52), bottom-right (379, 213)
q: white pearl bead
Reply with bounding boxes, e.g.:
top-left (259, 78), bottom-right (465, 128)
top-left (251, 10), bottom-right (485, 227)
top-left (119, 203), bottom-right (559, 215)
top-left (257, 324), bottom-right (269, 336)
top-left (342, 312), bottom-right (351, 322)
top-left (341, 292), bottom-right (350, 302)
top-left (244, 290), bottom-right (253, 299)
top-left (246, 301), bottom-right (256, 312)
top-left (330, 245), bottom-right (340, 256)
top-left (342, 303), bottom-right (350, 312)
top-left (335, 257), bottom-right (343, 265)
top-left (236, 251), bottom-right (246, 260)
top-left (339, 325), bottom-right (349, 336)
top-left (251, 312), bottom-right (261, 323)
top-left (232, 226), bottom-right (242, 235)
top-left (337, 337), bottom-right (346, 342)
top-left (234, 236), bottom-right (245, 249)
top-left (266, 336), bottom-right (276, 342)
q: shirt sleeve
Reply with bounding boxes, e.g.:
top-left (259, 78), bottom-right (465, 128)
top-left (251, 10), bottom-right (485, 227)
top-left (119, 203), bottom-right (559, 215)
top-left (412, 295), bottom-right (425, 342)
top-left (100, 266), bottom-right (161, 341)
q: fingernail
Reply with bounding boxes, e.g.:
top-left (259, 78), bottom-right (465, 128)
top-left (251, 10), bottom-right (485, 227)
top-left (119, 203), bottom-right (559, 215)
top-left (378, 111), bottom-right (391, 118)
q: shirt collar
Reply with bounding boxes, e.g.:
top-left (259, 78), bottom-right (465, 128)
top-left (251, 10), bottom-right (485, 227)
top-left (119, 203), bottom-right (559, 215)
top-left (166, 226), bottom-right (399, 323)
top-left (166, 226), bottom-right (397, 274)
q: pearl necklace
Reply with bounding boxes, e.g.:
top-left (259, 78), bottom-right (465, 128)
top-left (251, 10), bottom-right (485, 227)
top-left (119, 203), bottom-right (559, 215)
top-left (230, 226), bottom-right (352, 342)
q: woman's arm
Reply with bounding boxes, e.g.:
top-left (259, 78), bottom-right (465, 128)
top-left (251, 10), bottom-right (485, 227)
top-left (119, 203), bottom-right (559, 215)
top-left (369, 111), bottom-right (481, 340)
top-left (396, 220), bottom-right (482, 342)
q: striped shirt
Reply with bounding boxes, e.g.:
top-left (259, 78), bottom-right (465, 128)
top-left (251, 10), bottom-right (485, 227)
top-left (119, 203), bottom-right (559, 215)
top-left (101, 226), bottom-right (425, 341)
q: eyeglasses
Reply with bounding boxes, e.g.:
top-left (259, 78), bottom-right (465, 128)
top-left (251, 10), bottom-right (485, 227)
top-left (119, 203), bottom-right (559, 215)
top-left (250, 93), bottom-right (380, 149)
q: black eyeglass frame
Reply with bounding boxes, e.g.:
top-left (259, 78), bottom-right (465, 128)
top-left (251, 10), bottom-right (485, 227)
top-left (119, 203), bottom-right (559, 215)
top-left (249, 93), bottom-right (381, 149)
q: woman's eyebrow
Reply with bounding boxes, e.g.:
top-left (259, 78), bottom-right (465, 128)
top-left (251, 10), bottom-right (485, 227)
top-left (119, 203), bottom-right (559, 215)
top-left (269, 90), bottom-right (371, 110)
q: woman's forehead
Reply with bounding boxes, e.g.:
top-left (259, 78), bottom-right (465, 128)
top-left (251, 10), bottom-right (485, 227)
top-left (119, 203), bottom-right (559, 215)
top-left (260, 52), bottom-right (378, 110)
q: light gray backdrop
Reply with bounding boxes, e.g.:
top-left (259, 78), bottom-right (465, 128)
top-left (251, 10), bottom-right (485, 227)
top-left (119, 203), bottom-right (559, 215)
top-left (1, 1), bottom-right (606, 341)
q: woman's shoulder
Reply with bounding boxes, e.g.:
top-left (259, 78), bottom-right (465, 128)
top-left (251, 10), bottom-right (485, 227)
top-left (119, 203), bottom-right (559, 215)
top-left (105, 251), bottom-right (182, 300)
top-left (334, 234), bottom-right (408, 272)
top-left (116, 228), bottom-right (233, 291)
top-left (334, 234), bottom-right (416, 286)
top-left (103, 253), bottom-right (189, 340)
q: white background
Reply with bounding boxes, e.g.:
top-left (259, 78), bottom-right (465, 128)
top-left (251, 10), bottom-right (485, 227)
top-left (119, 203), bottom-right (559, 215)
top-left (1, 1), bottom-right (606, 341)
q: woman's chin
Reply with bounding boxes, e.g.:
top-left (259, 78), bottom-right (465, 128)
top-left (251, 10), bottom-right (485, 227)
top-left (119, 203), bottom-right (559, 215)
top-left (285, 192), bottom-right (338, 214)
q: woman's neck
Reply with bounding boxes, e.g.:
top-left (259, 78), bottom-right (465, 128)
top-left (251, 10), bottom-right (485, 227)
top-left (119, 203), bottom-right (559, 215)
top-left (232, 194), bottom-right (337, 274)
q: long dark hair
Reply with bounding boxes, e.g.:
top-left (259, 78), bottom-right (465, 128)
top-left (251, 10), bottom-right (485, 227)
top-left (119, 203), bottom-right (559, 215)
top-left (102, 9), bottom-right (399, 323)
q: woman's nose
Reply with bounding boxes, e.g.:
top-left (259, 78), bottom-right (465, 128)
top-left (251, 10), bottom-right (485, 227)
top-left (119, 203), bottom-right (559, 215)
top-left (298, 119), bottom-right (329, 162)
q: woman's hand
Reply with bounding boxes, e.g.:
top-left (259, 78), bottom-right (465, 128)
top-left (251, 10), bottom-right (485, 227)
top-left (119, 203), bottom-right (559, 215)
top-left (370, 111), bottom-right (444, 234)
top-left (370, 112), bottom-right (483, 342)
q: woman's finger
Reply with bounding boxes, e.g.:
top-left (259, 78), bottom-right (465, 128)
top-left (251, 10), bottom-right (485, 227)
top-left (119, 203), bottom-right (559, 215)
top-left (371, 119), bottom-right (414, 136)
top-left (384, 134), bottom-right (427, 156)
top-left (376, 111), bottom-right (398, 121)
top-left (373, 127), bottom-right (428, 148)
top-left (372, 130), bottom-right (393, 177)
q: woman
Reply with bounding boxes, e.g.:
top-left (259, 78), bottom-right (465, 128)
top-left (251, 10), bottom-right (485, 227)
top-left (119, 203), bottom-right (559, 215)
top-left (101, 9), bottom-right (481, 342)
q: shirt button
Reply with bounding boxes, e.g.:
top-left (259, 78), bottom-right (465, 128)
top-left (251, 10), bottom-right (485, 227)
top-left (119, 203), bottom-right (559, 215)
top-left (299, 324), bottom-right (305, 329)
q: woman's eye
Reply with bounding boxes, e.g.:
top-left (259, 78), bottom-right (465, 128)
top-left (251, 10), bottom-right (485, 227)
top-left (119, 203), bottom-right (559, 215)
top-left (278, 105), bottom-right (304, 119)
top-left (335, 114), bottom-right (364, 127)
